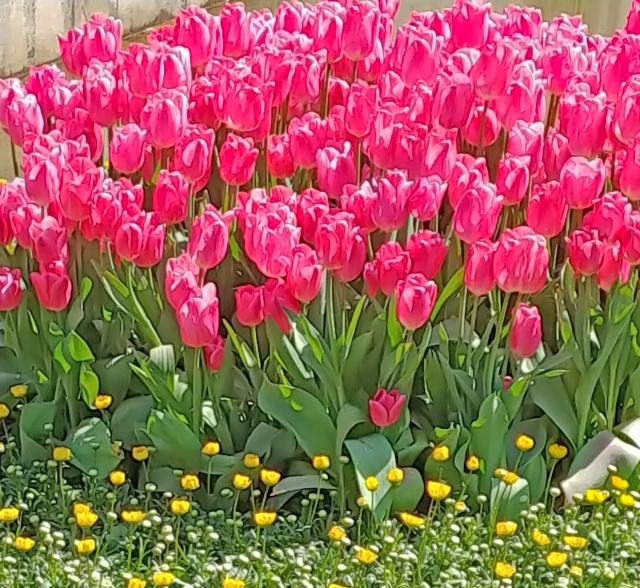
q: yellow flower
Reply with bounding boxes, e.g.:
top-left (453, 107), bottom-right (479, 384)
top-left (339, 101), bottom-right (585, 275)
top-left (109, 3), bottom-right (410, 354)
top-left (454, 500), bottom-right (466, 512)
top-left (570, 565), bottom-right (583, 577)
top-left (494, 561), bottom-right (515, 579)
top-left (426, 480), bottom-right (452, 500)
top-left (494, 467), bottom-right (508, 478)
top-left (356, 548), bottom-right (378, 564)
top-left (356, 496), bottom-right (368, 508)
top-left (0, 442), bottom-right (5, 453)
top-left (611, 475), bottom-right (630, 490)
top-left (152, 572), bottom-right (175, 586)
top-left (548, 443), bottom-right (568, 460)
top-left (243, 453), bottom-right (260, 469)
top-left (253, 510), bottom-right (277, 527)
top-left (585, 488), bottom-right (609, 504)
top-left (73, 503), bottom-right (91, 516)
top-left (132, 446), bottom-right (150, 461)
top-left (563, 535), bottom-right (588, 549)
top-left (515, 434), bottom-right (535, 452)
top-left (127, 579), bottom-right (147, 588)
top-left (75, 510), bottom-right (99, 528)
top-left (180, 473), bottom-right (200, 491)
top-left (398, 512), bottom-right (426, 528)
top-left (496, 521), bottom-right (518, 536)
top-left (53, 447), bottom-right (71, 462)
top-left (620, 493), bottom-right (636, 507)
top-left (0, 404), bottom-right (9, 419)
top-left (328, 585), bottom-right (347, 588)
top-left (223, 579), bottom-right (245, 588)
top-left (121, 509), bottom-right (146, 524)
top-left (14, 536), bottom-right (35, 551)
top-left (0, 507), bottom-right (19, 522)
top-left (502, 471), bottom-right (519, 485)
top-left (170, 498), bottom-right (191, 515)
top-left (232, 473), bottom-right (252, 490)
top-left (202, 440), bottom-right (221, 456)
top-left (546, 551), bottom-right (568, 568)
top-left (328, 525), bottom-right (346, 541)
top-left (76, 538), bottom-right (96, 555)
top-left (532, 529), bottom-right (551, 546)
top-left (109, 470), bottom-right (126, 486)
top-left (364, 476), bottom-right (379, 491)
top-left (10, 384), bottom-right (28, 398)
top-left (432, 445), bottom-right (450, 461)
top-left (466, 455), bottom-right (480, 471)
top-left (387, 468), bottom-right (404, 484)
top-left (259, 469), bottom-right (281, 487)
top-left (312, 454), bottom-right (331, 470)
top-left (94, 394), bottom-right (113, 410)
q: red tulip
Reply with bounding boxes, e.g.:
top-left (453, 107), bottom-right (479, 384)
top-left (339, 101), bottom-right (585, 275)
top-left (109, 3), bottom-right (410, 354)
top-left (178, 283), bottom-right (220, 348)
top-left (422, 126), bottom-right (457, 181)
top-left (187, 205), bottom-right (231, 271)
top-left (493, 227), bottom-right (549, 294)
top-left (464, 239), bottom-right (496, 297)
top-left (496, 156), bottom-right (530, 206)
top-left (219, 134), bottom-right (259, 186)
top-left (165, 254), bottom-right (200, 311)
top-left (30, 263), bottom-right (72, 312)
top-left (396, 273), bottom-right (437, 331)
top-left (56, 108), bottom-right (103, 163)
top-left (369, 388), bottom-right (406, 427)
top-left (204, 335), bottom-right (225, 372)
top-left (567, 227), bottom-right (606, 276)
top-left (313, 2), bottom-right (344, 64)
top-left (453, 184), bottom-right (503, 245)
top-left (235, 284), bottom-right (266, 327)
top-left (509, 303), bottom-right (542, 359)
top-left (407, 230), bottom-right (447, 280)
top-left (25, 65), bottom-right (66, 119)
top-left (174, 6), bottom-right (222, 67)
top-left (290, 54), bottom-right (323, 105)
top-left (391, 25), bottom-right (441, 87)
top-left (58, 28), bottom-right (87, 77)
top-left (287, 244), bottom-right (323, 303)
top-left (526, 181), bottom-right (568, 238)
top-left (153, 171), bottom-right (189, 226)
top-left (0, 267), bottom-right (22, 311)
top-left (147, 45), bottom-right (192, 94)
top-left (140, 90), bottom-right (188, 149)
top-left (267, 134), bottom-right (295, 179)
top-left (464, 103), bottom-right (500, 148)
top-left (316, 141), bottom-right (356, 200)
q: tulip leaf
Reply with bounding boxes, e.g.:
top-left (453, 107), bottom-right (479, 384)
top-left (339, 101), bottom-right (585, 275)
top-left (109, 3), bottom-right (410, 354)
top-left (386, 296), bottom-right (403, 348)
top-left (529, 376), bottom-right (578, 449)
top-left (431, 267), bottom-right (463, 320)
top-left (391, 467), bottom-right (424, 513)
top-left (79, 364), bottom-right (100, 407)
top-left (111, 395), bottom-right (155, 450)
top-left (146, 410), bottom-right (202, 472)
top-left (68, 330), bottom-right (95, 363)
top-left (66, 418), bottom-right (121, 478)
top-left (336, 403), bottom-right (369, 456)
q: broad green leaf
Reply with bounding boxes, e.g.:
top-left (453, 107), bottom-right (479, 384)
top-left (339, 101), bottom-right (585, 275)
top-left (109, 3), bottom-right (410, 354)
top-left (335, 403), bottom-right (369, 456)
top-left (386, 296), bottom-right (403, 348)
top-left (491, 477), bottom-right (530, 521)
top-left (79, 364), bottom-right (100, 407)
top-left (390, 467), bottom-right (424, 513)
top-left (19, 402), bottom-right (56, 465)
top-left (147, 410), bottom-right (202, 472)
top-left (111, 396), bottom-right (155, 449)
top-left (271, 475), bottom-right (336, 497)
top-left (93, 355), bottom-right (135, 404)
top-left (432, 267), bottom-right (463, 320)
top-left (150, 345), bottom-right (176, 373)
top-left (66, 418), bottom-right (121, 478)
top-left (54, 341), bottom-right (72, 374)
top-left (68, 330), bottom-right (95, 363)
top-left (529, 376), bottom-right (578, 449)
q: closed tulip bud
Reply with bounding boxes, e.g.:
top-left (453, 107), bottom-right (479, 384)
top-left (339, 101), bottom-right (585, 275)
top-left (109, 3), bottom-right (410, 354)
top-left (204, 335), bottom-right (225, 372)
top-left (6, 94), bottom-right (44, 147)
top-left (0, 267), bottom-right (22, 311)
top-left (375, 242), bottom-right (411, 297)
top-left (23, 153), bottom-right (59, 207)
top-left (235, 284), bottom-right (266, 327)
top-left (567, 227), bottom-right (606, 276)
top-left (287, 244), bottom-right (322, 304)
top-left (453, 184), bottom-right (503, 244)
top-left (266, 134), bottom-right (295, 179)
top-left (187, 205), bottom-right (231, 271)
top-left (219, 134), bottom-right (258, 186)
top-left (109, 124), bottom-right (146, 175)
top-left (372, 169), bottom-right (412, 233)
top-left (407, 230), bottom-right (447, 280)
top-left (341, 0), bottom-right (380, 62)
top-left (83, 61), bottom-right (121, 127)
top-left (316, 142), bottom-right (356, 201)
top-left (10, 204), bottom-right (42, 249)
top-left (173, 125), bottom-right (215, 191)
top-left (598, 243), bottom-right (629, 292)
top-left (543, 129), bottom-right (571, 182)
top-left (408, 176), bottom-right (446, 222)
top-left (31, 265), bottom-right (72, 312)
top-left (396, 273), bottom-right (437, 331)
top-left (140, 90), bottom-right (188, 149)
top-left (153, 170), bottom-right (189, 226)
top-left (369, 388), bottom-right (406, 427)
top-left (464, 239), bottom-right (496, 297)
top-left (165, 254), bottom-right (200, 311)
top-left (289, 112), bottom-right (328, 170)
top-left (496, 156), bottom-right (530, 206)
top-left (493, 227), bottom-right (549, 294)
top-left (526, 181), bottom-right (568, 238)
top-left (464, 103), bottom-right (500, 149)
top-left (178, 283), bottom-right (220, 348)
top-left (619, 139), bottom-right (640, 202)
top-left (623, 212), bottom-right (640, 265)
top-left (470, 39), bottom-right (518, 101)
top-left (29, 216), bottom-right (69, 268)
top-left (432, 71), bottom-right (474, 130)
top-left (559, 89), bottom-right (608, 158)
top-left (509, 303), bottom-right (542, 359)
top-left (561, 156), bottom-right (606, 210)
top-left (174, 6), bottom-right (222, 67)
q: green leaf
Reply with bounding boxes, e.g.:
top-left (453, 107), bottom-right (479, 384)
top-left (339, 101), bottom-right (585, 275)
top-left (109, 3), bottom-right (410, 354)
top-left (79, 364), bottom-right (100, 407)
top-left (491, 477), bottom-right (530, 521)
top-left (344, 295), bottom-right (368, 356)
top-left (66, 418), bottom-right (121, 478)
top-left (111, 396), bottom-right (155, 450)
top-left (93, 355), bottom-right (135, 405)
top-left (150, 345), bottom-right (176, 373)
top-left (432, 267), bottom-right (463, 320)
top-left (390, 467), bottom-right (424, 513)
top-left (271, 475), bottom-right (336, 497)
top-left (19, 402), bottom-right (56, 465)
top-left (335, 403), bottom-right (369, 456)
top-left (529, 377), bottom-right (578, 449)
top-left (53, 341), bottom-right (72, 374)
top-left (48, 322), bottom-right (64, 337)
top-left (68, 330), bottom-right (95, 363)
top-left (80, 276), bottom-right (93, 300)
top-left (386, 297), bottom-right (403, 348)
top-left (146, 410), bottom-right (202, 472)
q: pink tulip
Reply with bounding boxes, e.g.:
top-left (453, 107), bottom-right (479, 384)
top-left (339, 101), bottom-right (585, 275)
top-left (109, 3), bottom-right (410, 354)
top-left (619, 139), bottom-right (640, 202)
top-left (432, 71), bottom-right (475, 130)
top-left (496, 156), bottom-right (530, 206)
top-left (558, 90), bottom-right (608, 158)
top-left (56, 109), bottom-right (103, 162)
top-left (30, 264), bottom-right (72, 312)
top-left (204, 335), bottom-right (225, 372)
top-left (623, 212), bottom-right (640, 265)
top-left (173, 125), bottom-right (215, 191)
top-left (0, 78), bottom-right (27, 130)
top-left (110, 124), bottom-right (146, 175)
top-left (453, 184), bottom-right (503, 244)
top-left (165, 254), bottom-right (200, 311)
top-left (59, 157), bottom-right (104, 222)
top-left (297, 188), bottom-right (330, 244)
top-left (287, 244), bottom-right (323, 303)
top-left (369, 388), bottom-right (406, 427)
top-left (290, 54), bottom-right (323, 105)
top-left (267, 134), bottom-right (295, 179)
top-left (6, 94), bottom-right (44, 147)
top-left (147, 45), bottom-right (192, 94)
top-left (407, 230), bottom-right (447, 280)
top-left (264, 277), bottom-right (301, 334)
top-left (470, 40), bottom-right (518, 101)
top-left (23, 152), bottom-right (60, 207)
top-left (316, 141), bottom-right (356, 200)
top-left (25, 65), bottom-right (66, 119)
top-left (542, 129), bottom-right (571, 182)
top-left (526, 182), bottom-right (568, 238)
top-left (220, 2), bottom-right (256, 59)
top-left (493, 227), bottom-right (549, 294)
top-left (29, 216), bottom-right (69, 268)
top-left (584, 192), bottom-right (631, 244)
top-left (0, 267), bottom-right (22, 311)
top-left (82, 14), bottom-right (122, 64)
top-left (115, 212), bottom-right (166, 268)
top-left (10, 204), bottom-right (42, 250)
top-left (58, 28), bottom-right (87, 77)
top-left (567, 227), bottom-right (606, 276)
top-left (464, 103), bottom-right (500, 149)
top-left (409, 176), bottom-right (446, 222)
top-left (153, 171), bottom-right (189, 226)
top-left (449, 0), bottom-right (491, 50)
top-left (341, 0), bottom-right (380, 62)
top-left (366, 111), bottom-right (403, 171)
top-left (187, 205), bottom-right (231, 271)
top-left (140, 90), bottom-right (188, 149)
top-left (219, 134), bottom-right (258, 186)
top-left (313, 3), bottom-right (344, 64)
top-left (178, 283), bottom-right (220, 348)
top-left (598, 243), bottom-right (628, 292)
top-left (464, 239), bottom-right (496, 297)
top-left (509, 303), bottom-right (542, 359)
top-left (612, 76), bottom-right (640, 145)
top-left (495, 66), bottom-right (546, 131)
top-left (627, 0), bottom-right (640, 33)
top-left (391, 25), bottom-right (441, 87)
top-left (315, 210), bottom-right (360, 271)
top-left (221, 76), bottom-right (272, 133)
top-left (560, 156), bottom-right (606, 210)
top-left (174, 6), bottom-right (222, 67)
top-left (345, 81), bottom-right (378, 139)
top-left (333, 232), bottom-right (367, 283)
top-left (189, 77), bottom-right (221, 130)
top-left (396, 273), bottom-right (437, 331)
top-left (289, 112), bottom-right (328, 170)
top-left (235, 284), bottom-right (266, 327)
top-left (83, 61), bottom-right (121, 127)
top-left (448, 155), bottom-right (489, 209)
top-left (373, 242), bottom-right (411, 297)
top-left (372, 169), bottom-right (412, 233)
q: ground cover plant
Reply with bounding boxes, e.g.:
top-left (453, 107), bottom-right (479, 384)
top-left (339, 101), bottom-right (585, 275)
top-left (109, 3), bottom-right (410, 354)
top-left (4, 0), bottom-right (640, 584)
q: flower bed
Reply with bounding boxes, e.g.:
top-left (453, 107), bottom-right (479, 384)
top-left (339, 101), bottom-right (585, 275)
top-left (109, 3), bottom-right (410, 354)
top-left (3, 0), bottom-right (640, 583)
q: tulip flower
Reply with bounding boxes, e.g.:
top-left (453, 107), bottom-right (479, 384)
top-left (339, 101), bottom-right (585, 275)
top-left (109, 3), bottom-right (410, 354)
top-left (6, 94), bottom-right (45, 147)
top-left (372, 169), bottom-right (412, 233)
top-left (287, 245), bottom-right (323, 303)
top-left (509, 303), bottom-right (542, 359)
top-left (58, 27), bottom-right (87, 77)
top-left (235, 284), bottom-right (266, 327)
top-left (187, 205), bottom-right (231, 271)
top-left (408, 176), bottom-right (447, 222)
top-left (315, 211), bottom-right (360, 271)
top-left (496, 156), bottom-right (530, 206)
top-left (560, 157), bottom-right (606, 210)
top-left (0, 267), bottom-right (22, 311)
top-left (453, 184), bottom-right (503, 244)
top-left (178, 283), bottom-right (220, 348)
top-left (313, 2), bottom-right (344, 63)
top-left (432, 71), bottom-right (475, 130)
top-left (464, 104), bottom-right (500, 149)
top-left (369, 388), bottom-right (406, 428)
top-left (449, 0), bottom-right (491, 50)
top-left (598, 243), bottom-right (629, 292)
top-left (222, 76), bottom-right (273, 133)
top-left (422, 127), bottom-right (457, 181)
top-left (264, 278), bottom-right (301, 334)
top-left (507, 121), bottom-right (544, 173)
top-left (114, 212), bottom-right (166, 268)
top-left (147, 44), bottom-right (192, 94)
top-left (345, 81), bottom-right (378, 138)
top-left (174, 6), bottom-right (222, 67)
top-left (464, 239), bottom-right (496, 296)
top-left (612, 76), bottom-right (640, 145)
top-left (153, 171), bottom-right (189, 226)
top-left (316, 141), bottom-right (357, 200)
top-left (29, 216), bottom-right (69, 268)
top-left (493, 227), bottom-right (549, 294)
top-left (165, 254), bottom-right (200, 311)
top-left (567, 227), bottom-right (606, 276)
top-left (109, 124), bottom-right (146, 175)
top-left (619, 139), bottom-right (640, 202)
top-left (30, 264), bottom-right (72, 312)
top-left (407, 231), bottom-right (448, 280)
top-left (470, 40), bottom-right (518, 101)
top-left (140, 90), bottom-right (188, 149)
top-left (204, 335), bottom-right (225, 372)
top-left (622, 212), bottom-right (640, 265)
top-left (290, 54), bottom-right (323, 106)
top-left (10, 204), bottom-right (42, 250)
top-left (395, 273), bottom-right (438, 331)
top-left (297, 189), bottom-right (330, 244)
top-left (82, 14), bottom-right (122, 64)
top-left (58, 157), bottom-right (104, 222)
top-left (333, 232), bottom-right (367, 283)
top-left (558, 89), bottom-right (608, 158)
top-left (83, 61), bottom-right (121, 127)
top-left (289, 112), bottom-right (328, 170)
top-left (341, 0), bottom-right (380, 62)
top-left (542, 129), bottom-right (571, 182)
top-left (584, 192), bottom-right (631, 244)
top-left (23, 152), bottom-right (59, 207)
top-left (267, 134), bottom-right (295, 179)
top-left (219, 134), bottom-right (258, 186)
top-left (220, 2), bottom-right (256, 59)
top-left (448, 155), bottom-right (489, 209)
top-left (526, 182), bottom-right (568, 238)
top-left (172, 125), bottom-right (215, 191)
top-left (0, 78), bottom-right (27, 130)
top-left (374, 242), bottom-right (411, 297)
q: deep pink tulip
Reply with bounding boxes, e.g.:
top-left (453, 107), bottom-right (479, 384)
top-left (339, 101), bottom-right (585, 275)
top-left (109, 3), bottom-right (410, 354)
top-left (264, 277), bottom-right (301, 335)
top-left (178, 283), bottom-right (220, 348)
top-left (56, 109), bottom-right (103, 162)
top-left (496, 156), bottom-right (530, 206)
top-left (448, 155), bottom-right (489, 209)
top-left (110, 124), bottom-right (146, 175)
top-left (567, 227), bottom-right (606, 276)
top-left (288, 112), bottom-right (328, 170)
top-left (59, 157), bottom-right (104, 222)
top-left (560, 156), bottom-right (606, 210)
top-left (140, 90), bottom-right (188, 149)
top-left (509, 303), bottom-right (542, 359)
top-left (619, 139), bottom-right (640, 202)
top-left (58, 28), bottom-right (87, 77)
top-left (290, 54), bottom-right (323, 105)
top-left (464, 103), bottom-right (500, 149)
top-left (543, 129), bottom-right (571, 182)
top-left (153, 171), bottom-right (189, 226)
top-left (372, 169), bottom-right (412, 233)
top-left (598, 243), bottom-right (628, 292)
top-left (470, 40), bottom-right (518, 101)
top-left (0, 267), bottom-right (22, 311)
top-left (599, 36), bottom-right (635, 104)
top-left (558, 90), bottom-right (608, 158)
top-left (453, 184), bottom-right (503, 245)
top-left (23, 152), bottom-right (60, 207)
top-left (25, 65), bottom-right (66, 119)
top-left (82, 14), bottom-right (122, 64)
top-left (623, 212), bottom-right (640, 264)
top-left (115, 212), bottom-right (166, 268)
top-left (409, 176), bottom-right (446, 222)
top-left (366, 112), bottom-right (403, 171)
top-left (526, 182), bottom-right (568, 238)
top-left (612, 76), bottom-right (640, 145)
top-left (30, 264), bottom-right (72, 312)
top-left (375, 241), bottom-right (411, 297)
top-left (287, 244), bottom-right (323, 303)
top-left (315, 211), bottom-right (360, 271)
top-left (627, 0), bottom-right (640, 33)
top-left (392, 25), bottom-right (441, 87)
top-left (165, 254), bottom-right (200, 311)
top-left (333, 232), bottom-right (367, 283)
top-left (493, 227), bottom-right (549, 294)
top-left (369, 388), bottom-right (406, 427)
top-left (464, 239), bottom-right (496, 297)
top-left (396, 273), bottom-right (437, 331)
top-left (29, 216), bottom-right (69, 268)
top-left (187, 205), bottom-right (231, 271)
top-left (204, 335), bottom-right (225, 372)
top-left (222, 77), bottom-right (272, 133)
top-left (267, 134), bottom-right (295, 179)
top-left (345, 81), bottom-right (378, 139)
top-left (5, 94), bottom-right (44, 147)
top-left (83, 61), bottom-right (121, 127)
top-left (219, 134), bottom-right (259, 186)
top-left (147, 45), bottom-right (192, 94)
top-left (422, 127), bottom-right (457, 181)
top-left (173, 125), bottom-right (215, 191)
top-left (189, 77), bottom-right (221, 130)
top-left (341, 182), bottom-right (376, 233)
top-left (174, 6), bottom-right (222, 67)
top-left (407, 231), bottom-right (447, 280)
top-left (507, 121), bottom-right (544, 173)
top-left (584, 192), bottom-right (631, 244)
top-left (0, 78), bottom-right (27, 130)
top-left (10, 204), bottom-right (42, 250)
top-left (432, 71), bottom-right (475, 130)
top-left (316, 142), bottom-right (356, 200)
top-left (297, 188), bottom-right (330, 244)
top-left (341, 0), bottom-right (380, 62)
top-left (449, 0), bottom-right (491, 50)
top-left (220, 2), bottom-right (256, 59)
top-left (495, 67), bottom-right (546, 131)
top-left (235, 284), bottom-right (266, 327)
top-left (313, 3), bottom-right (344, 64)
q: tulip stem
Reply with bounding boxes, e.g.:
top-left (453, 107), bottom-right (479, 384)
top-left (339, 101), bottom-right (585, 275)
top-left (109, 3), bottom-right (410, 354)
top-left (192, 347), bottom-right (203, 434)
top-left (251, 326), bottom-right (260, 367)
top-left (10, 142), bottom-right (19, 178)
top-left (466, 295), bottom-right (479, 373)
top-left (477, 100), bottom-right (489, 157)
top-left (485, 292), bottom-right (511, 394)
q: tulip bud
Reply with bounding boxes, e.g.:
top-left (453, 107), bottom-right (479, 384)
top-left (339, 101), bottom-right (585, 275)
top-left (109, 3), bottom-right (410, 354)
top-left (187, 205), bottom-right (230, 271)
top-left (345, 81), bottom-right (378, 138)
top-left (289, 112), bottom-right (328, 170)
top-left (470, 39), bottom-right (518, 101)
top-left (567, 227), bottom-right (606, 276)
top-left (316, 141), bottom-right (356, 201)
top-left (369, 388), bottom-right (405, 428)
top-left (493, 227), bottom-right (549, 294)
top-left (561, 156), bottom-right (606, 210)
top-left (395, 273), bottom-right (438, 331)
top-left (333, 232), bottom-right (367, 283)
top-left (407, 230), bottom-right (447, 280)
top-left (341, 0), bottom-right (380, 62)
top-left (509, 303), bottom-right (542, 359)
top-left (178, 283), bottom-right (220, 348)
top-left (165, 254), bottom-right (200, 311)
top-left (432, 71), bottom-right (475, 130)
top-left (542, 129), bottom-right (571, 182)
top-left (267, 134), bottom-right (295, 179)
top-left (219, 134), bottom-right (258, 186)
top-left (235, 284), bottom-right (266, 327)
top-left (375, 242), bottom-right (411, 297)
top-left (372, 169), bottom-right (412, 233)
top-left (109, 124), bottom-right (146, 175)
top-left (204, 335), bottom-right (225, 372)
top-left (140, 90), bottom-right (188, 149)
top-left (173, 125), bottom-right (215, 191)
top-left (408, 176), bottom-right (446, 222)
top-left (23, 153), bottom-right (59, 207)
top-left (598, 243), bottom-right (630, 292)
top-left (83, 61), bottom-right (121, 127)
top-left (30, 264), bottom-right (72, 312)
top-left (453, 184), bottom-right (503, 244)
top-left (29, 216), bottom-right (69, 268)
top-left (174, 6), bottom-right (222, 67)
top-left (559, 89), bottom-right (608, 158)
top-left (496, 155), bottom-right (530, 206)
top-left (287, 244), bottom-right (322, 303)
top-left (526, 181), bottom-right (568, 238)
top-left (464, 239), bottom-right (496, 296)
top-left (153, 171), bottom-right (189, 226)
top-left (0, 267), bottom-right (22, 311)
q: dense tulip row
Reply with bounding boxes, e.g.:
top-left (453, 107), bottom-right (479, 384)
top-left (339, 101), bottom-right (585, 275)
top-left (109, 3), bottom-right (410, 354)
top-left (3, 0), bottom-right (640, 369)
